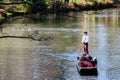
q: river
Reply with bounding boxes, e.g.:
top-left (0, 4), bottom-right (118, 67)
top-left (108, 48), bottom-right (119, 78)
top-left (0, 8), bottom-right (120, 80)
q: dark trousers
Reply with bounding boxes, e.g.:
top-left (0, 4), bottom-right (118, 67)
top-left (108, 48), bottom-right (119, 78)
top-left (83, 43), bottom-right (89, 54)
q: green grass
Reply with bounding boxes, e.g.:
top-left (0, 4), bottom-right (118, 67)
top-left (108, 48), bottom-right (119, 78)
top-left (69, 0), bottom-right (80, 3)
top-left (7, 12), bottom-right (13, 16)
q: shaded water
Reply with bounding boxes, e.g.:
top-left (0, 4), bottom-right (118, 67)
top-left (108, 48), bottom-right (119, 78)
top-left (0, 9), bottom-right (120, 80)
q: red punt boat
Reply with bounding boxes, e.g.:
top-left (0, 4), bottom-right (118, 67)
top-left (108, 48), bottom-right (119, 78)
top-left (76, 55), bottom-right (98, 76)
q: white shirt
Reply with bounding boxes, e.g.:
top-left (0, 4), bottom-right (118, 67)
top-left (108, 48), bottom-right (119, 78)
top-left (82, 35), bottom-right (89, 43)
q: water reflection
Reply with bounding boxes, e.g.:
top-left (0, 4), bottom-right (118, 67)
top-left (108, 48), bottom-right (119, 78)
top-left (0, 9), bottom-right (120, 80)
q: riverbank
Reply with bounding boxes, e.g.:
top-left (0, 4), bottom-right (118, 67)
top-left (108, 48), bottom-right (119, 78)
top-left (0, 1), bottom-right (118, 25)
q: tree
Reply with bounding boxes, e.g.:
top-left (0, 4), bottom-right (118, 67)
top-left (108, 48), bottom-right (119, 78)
top-left (26, 0), bottom-right (47, 13)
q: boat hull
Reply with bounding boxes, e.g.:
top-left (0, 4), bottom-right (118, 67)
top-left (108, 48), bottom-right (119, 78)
top-left (76, 63), bottom-right (98, 76)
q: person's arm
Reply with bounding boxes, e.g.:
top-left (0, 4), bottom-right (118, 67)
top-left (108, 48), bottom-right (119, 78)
top-left (82, 36), bottom-right (85, 43)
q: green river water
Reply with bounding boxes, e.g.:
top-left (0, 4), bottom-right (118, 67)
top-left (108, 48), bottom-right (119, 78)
top-left (0, 9), bottom-right (120, 80)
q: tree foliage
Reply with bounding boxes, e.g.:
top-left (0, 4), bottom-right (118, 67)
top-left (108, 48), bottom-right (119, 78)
top-left (26, 0), bottom-right (47, 13)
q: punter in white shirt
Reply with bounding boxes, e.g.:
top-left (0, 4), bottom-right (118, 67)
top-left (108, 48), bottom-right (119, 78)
top-left (82, 31), bottom-right (89, 54)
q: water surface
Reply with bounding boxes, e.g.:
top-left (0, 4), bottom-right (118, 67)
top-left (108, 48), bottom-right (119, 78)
top-left (0, 9), bottom-right (120, 80)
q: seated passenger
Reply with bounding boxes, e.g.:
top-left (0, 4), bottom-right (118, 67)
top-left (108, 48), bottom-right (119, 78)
top-left (80, 61), bottom-right (94, 67)
top-left (79, 53), bottom-right (92, 61)
top-left (91, 57), bottom-right (97, 66)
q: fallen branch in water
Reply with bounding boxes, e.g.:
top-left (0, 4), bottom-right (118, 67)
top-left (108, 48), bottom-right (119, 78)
top-left (0, 35), bottom-right (54, 41)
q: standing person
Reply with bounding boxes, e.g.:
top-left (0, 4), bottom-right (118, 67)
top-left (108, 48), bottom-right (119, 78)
top-left (82, 31), bottom-right (89, 54)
